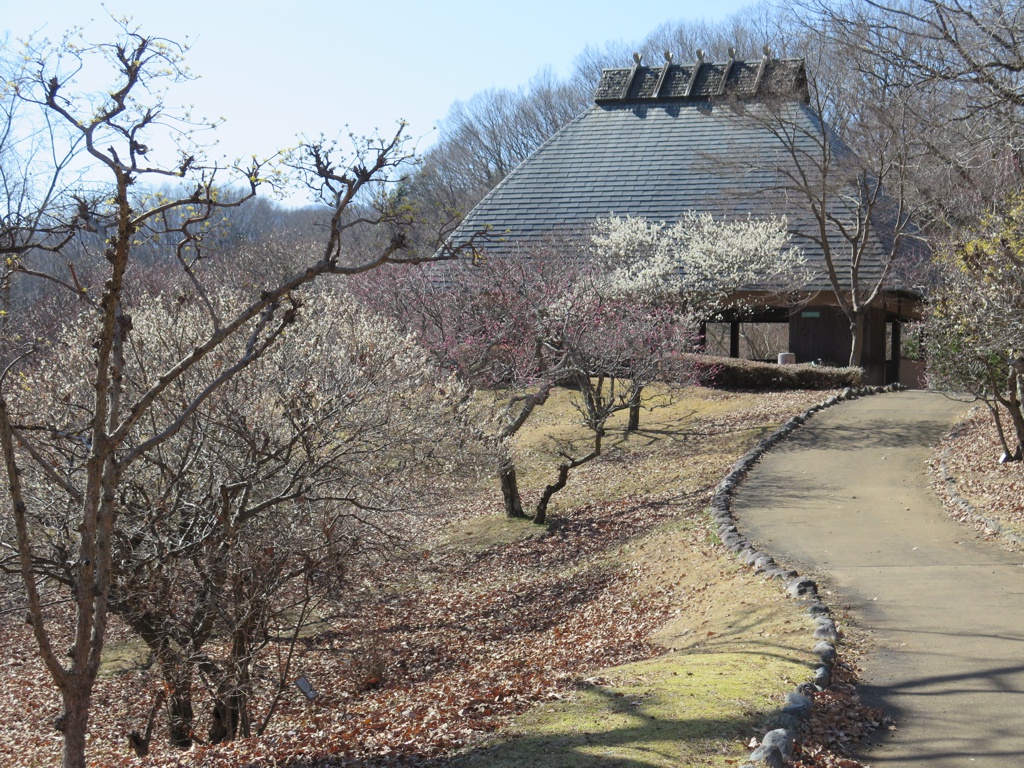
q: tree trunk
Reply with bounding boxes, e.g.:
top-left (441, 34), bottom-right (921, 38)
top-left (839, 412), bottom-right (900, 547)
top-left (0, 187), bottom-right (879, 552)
top-left (500, 462), bottom-right (526, 518)
top-left (209, 681), bottom-right (250, 743)
top-left (57, 681), bottom-right (91, 768)
top-left (208, 625), bottom-right (255, 744)
top-left (848, 316), bottom-right (864, 368)
top-left (209, 695), bottom-right (238, 744)
top-left (627, 388), bottom-right (642, 432)
top-left (127, 687), bottom-right (166, 757)
top-left (166, 667), bottom-right (195, 748)
top-left (534, 463), bottom-right (570, 527)
top-left (533, 433), bottom-right (603, 526)
top-left (984, 399), bottom-right (1015, 460)
top-left (1004, 399), bottom-right (1024, 461)
top-left (126, 620), bottom-right (199, 749)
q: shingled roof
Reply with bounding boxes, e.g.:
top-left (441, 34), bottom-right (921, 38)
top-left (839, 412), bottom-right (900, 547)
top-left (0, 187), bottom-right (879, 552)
top-left (446, 54), bottom-right (915, 295)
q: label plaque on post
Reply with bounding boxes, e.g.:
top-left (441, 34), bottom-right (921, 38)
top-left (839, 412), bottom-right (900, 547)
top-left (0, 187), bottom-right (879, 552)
top-left (295, 675), bottom-right (318, 701)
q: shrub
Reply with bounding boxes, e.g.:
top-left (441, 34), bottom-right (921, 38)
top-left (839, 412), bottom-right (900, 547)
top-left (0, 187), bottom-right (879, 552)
top-left (687, 353), bottom-right (863, 390)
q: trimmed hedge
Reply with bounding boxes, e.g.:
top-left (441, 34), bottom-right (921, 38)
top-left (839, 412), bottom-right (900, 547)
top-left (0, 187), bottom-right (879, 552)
top-left (687, 353), bottom-right (863, 391)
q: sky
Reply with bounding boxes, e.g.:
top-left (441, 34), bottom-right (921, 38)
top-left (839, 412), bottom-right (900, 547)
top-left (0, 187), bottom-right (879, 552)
top-left (2, 0), bottom-right (754, 187)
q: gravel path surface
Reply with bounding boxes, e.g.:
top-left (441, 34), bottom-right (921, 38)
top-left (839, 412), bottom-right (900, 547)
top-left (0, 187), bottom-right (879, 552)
top-left (732, 391), bottom-right (1024, 767)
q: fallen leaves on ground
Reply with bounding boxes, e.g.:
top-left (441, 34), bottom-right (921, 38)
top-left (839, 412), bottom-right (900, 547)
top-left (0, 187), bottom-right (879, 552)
top-left (931, 405), bottom-right (1024, 544)
top-left (0, 387), bottom-right (893, 768)
top-left (789, 660), bottom-right (893, 768)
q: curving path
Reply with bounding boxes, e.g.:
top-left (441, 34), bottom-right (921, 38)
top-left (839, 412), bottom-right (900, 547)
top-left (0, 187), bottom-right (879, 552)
top-left (732, 391), bottom-right (1024, 767)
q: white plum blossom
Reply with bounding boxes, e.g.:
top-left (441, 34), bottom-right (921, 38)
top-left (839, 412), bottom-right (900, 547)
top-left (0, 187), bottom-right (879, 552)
top-left (591, 212), bottom-right (808, 312)
top-left (8, 287), bottom-right (486, 745)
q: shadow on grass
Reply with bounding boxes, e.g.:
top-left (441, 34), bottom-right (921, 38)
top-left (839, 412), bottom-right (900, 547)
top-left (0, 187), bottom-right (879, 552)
top-left (663, 611), bottom-right (816, 667)
top-left (445, 684), bottom-right (761, 767)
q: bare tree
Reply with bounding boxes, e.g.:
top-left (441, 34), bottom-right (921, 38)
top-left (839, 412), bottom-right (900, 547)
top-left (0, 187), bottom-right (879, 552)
top-left (798, 0), bottom-right (1024, 452)
top-left (854, 0), bottom-right (1024, 110)
top-left (927, 195), bottom-right (1024, 461)
top-left (719, 39), bottom-right (927, 373)
top-left (0, 43), bottom-right (91, 327)
top-left (0, 24), bottom-right (470, 768)
top-left (803, 0), bottom-right (1024, 228)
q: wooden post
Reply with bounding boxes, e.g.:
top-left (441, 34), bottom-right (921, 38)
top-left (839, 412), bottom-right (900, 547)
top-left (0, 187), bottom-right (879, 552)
top-left (888, 319), bottom-right (902, 385)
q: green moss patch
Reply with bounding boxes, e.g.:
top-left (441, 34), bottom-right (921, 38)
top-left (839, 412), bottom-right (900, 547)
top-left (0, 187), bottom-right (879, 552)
top-left (98, 635), bottom-right (150, 676)
top-left (453, 651), bottom-right (809, 768)
top-left (437, 513), bottom-right (548, 554)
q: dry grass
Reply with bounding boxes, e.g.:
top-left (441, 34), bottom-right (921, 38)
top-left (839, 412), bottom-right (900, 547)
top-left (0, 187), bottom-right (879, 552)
top-left (445, 387), bottom-right (832, 768)
top-left (508, 385), bottom-right (795, 513)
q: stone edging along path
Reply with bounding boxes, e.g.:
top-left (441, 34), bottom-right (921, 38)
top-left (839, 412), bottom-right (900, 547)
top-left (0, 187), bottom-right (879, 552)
top-left (709, 383), bottom-right (906, 768)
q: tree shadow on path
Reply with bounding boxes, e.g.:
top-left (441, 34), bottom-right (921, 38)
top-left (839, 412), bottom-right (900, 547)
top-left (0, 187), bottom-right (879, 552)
top-left (782, 414), bottom-right (960, 453)
top-left (855, 656), bottom-right (1024, 765)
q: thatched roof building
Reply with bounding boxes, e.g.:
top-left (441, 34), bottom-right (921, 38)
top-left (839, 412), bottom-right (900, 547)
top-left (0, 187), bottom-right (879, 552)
top-left (447, 53), bottom-right (923, 385)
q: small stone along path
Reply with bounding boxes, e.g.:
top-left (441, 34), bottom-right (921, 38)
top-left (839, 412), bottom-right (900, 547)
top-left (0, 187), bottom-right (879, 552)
top-left (732, 390), bottom-right (1024, 767)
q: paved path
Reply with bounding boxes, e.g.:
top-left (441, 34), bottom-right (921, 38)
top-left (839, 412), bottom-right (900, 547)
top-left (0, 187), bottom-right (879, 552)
top-left (732, 391), bottom-right (1024, 767)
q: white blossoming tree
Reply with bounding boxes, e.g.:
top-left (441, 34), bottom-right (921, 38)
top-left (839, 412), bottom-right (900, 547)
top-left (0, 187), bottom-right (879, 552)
top-left (12, 289), bottom-right (480, 750)
top-left (591, 212), bottom-right (807, 315)
top-left (0, 26), bottom-right (476, 768)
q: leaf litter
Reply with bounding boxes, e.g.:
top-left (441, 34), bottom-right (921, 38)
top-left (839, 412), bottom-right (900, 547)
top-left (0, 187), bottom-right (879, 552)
top-left (0, 387), bottom-right (895, 767)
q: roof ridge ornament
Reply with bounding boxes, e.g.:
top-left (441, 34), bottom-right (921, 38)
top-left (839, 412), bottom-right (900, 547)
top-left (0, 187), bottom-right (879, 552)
top-left (652, 50), bottom-right (674, 99)
top-left (718, 46), bottom-right (738, 96)
top-left (592, 52), bottom-right (806, 104)
top-left (621, 51), bottom-right (644, 99)
top-left (754, 46), bottom-right (772, 94)
top-left (685, 50), bottom-right (704, 98)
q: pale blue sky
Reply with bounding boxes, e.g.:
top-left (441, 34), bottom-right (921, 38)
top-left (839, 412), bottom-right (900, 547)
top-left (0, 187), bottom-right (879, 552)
top-left (3, 0), bottom-right (753, 164)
